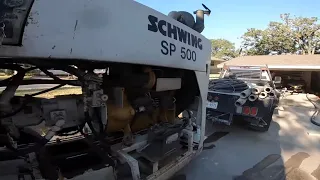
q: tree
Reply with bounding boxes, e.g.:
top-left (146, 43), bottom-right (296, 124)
top-left (241, 13), bottom-right (320, 55)
top-left (288, 15), bottom-right (320, 54)
top-left (211, 39), bottom-right (237, 59)
top-left (265, 21), bottom-right (296, 54)
top-left (241, 28), bottom-right (268, 55)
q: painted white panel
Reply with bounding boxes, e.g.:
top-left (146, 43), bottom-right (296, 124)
top-left (156, 78), bottom-right (181, 91)
top-left (0, 0), bottom-right (211, 72)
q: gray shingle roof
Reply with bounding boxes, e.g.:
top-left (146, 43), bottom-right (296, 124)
top-left (217, 55), bottom-right (320, 70)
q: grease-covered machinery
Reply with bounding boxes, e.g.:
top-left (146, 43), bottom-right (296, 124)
top-left (0, 1), bottom-right (211, 180)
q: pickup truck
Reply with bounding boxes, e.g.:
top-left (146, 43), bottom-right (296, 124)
top-left (206, 65), bottom-right (280, 132)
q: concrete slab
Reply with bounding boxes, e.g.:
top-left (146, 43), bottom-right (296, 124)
top-left (179, 93), bottom-right (320, 180)
top-left (278, 93), bottom-right (320, 137)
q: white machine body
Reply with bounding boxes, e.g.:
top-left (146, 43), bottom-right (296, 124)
top-left (0, 0), bottom-right (211, 72)
top-left (0, 1), bottom-right (211, 180)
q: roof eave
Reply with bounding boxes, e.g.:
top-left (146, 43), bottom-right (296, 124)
top-left (216, 64), bottom-right (320, 71)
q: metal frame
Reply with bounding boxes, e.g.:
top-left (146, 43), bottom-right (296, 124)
top-left (220, 65), bottom-right (275, 86)
top-left (117, 150), bottom-right (141, 180)
top-left (112, 69), bottom-right (208, 180)
top-left (113, 127), bottom-right (195, 180)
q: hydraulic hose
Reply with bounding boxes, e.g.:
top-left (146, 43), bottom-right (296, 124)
top-left (209, 78), bottom-right (249, 93)
top-left (306, 93), bottom-right (320, 127)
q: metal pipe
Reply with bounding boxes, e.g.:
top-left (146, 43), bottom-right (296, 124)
top-left (251, 87), bottom-right (264, 95)
top-left (235, 98), bottom-right (247, 107)
top-left (259, 92), bottom-right (268, 99)
top-left (248, 94), bottom-right (258, 102)
top-left (240, 88), bottom-right (251, 98)
top-left (269, 90), bottom-right (276, 98)
top-left (264, 86), bottom-right (272, 93)
top-left (193, 4), bottom-right (211, 33)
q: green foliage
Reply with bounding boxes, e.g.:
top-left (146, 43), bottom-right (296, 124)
top-left (242, 28), bottom-right (267, 55)
top-left (211, 39), bottom-right (238, 59)
top-left (241, 13), bottom-right (320, 55)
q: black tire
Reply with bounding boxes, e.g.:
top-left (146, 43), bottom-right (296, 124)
top-left (248, 108), bottom-right (274, 132)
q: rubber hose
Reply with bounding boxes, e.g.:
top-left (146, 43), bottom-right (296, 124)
top-left (211, 85), bottom-right (247, 88)
top-left (211, 85), bottom-right (248, 91)
top-left (213, 82), bottom-right (248, 86)
top-left (212, 87), bottom-right (248, 91)
top-left (214, 88), bottom-right (248, 93)
top-left (213, 84), bottom-right (248, 88)
top-left (209, 78), bottom-right (248, 93)
top-left (306, 94), bottom-right (320, 127)
top-left (210, 81), bottom-right (246, 86)
top-left (212, 81), bottom-right (245, 85)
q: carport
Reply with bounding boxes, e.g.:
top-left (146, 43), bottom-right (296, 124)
top-left (217, 55), bottom-right (320, 93)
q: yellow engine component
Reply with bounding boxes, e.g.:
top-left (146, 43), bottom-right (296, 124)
top-left (131, 104), bottom-right (176, 132)
top-left (106, 92), bottom-right (135, 133)
top-left (130, 108), bottom-right (159, 132)
top-left (105, 87), bottom-right (177, 133)
top-left (159, 91), bottom-right (177, 124)
top-left (159, 103), bottom-right (176, 124)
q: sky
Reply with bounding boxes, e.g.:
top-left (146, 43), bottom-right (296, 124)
top-left (136, 0), bottom-right (320, 48)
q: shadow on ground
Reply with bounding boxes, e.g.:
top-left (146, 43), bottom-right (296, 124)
top-left (174, 93), bottom-right (320, 180)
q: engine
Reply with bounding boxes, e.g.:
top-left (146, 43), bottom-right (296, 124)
top-left (0, 0), bottom-right (211, 178)
top-left (0, 64), bottom-right (190, 139)
top-left (0, 62), bottom-right (200, 179)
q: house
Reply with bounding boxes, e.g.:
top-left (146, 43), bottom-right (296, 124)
top-left (210, 57), bottom-right (225, 74)
top-left (217, 55), bottom-right (320, 92)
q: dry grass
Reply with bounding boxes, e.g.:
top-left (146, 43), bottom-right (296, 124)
top-left (0, 75), bottom-right (33, 80)
top-left (209, 73), bottom-right (220, 79)
top-left (15, 87), bottom-right (82, 98)
top-left (0, 75), bottom-right (11, 79)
